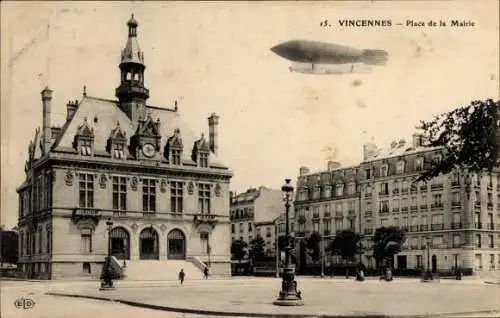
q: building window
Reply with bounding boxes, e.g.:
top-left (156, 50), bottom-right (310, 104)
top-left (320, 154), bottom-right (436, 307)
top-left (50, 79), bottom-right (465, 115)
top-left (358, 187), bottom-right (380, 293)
top-left (142, 179), bottom-right (156, 212)
top-left (199, 152), bottom-right (209, 168)
top-left (453, 234), bottom-right (461, 248)
top-left (433, 154), bottom-right (442, 164)
top-left (80, 139), bottom-right (92, 156)
top-left (198, 183), bottom-right (211, 214)
top-left (170, 182), bottom-right (183, 213)
top-left (380, 182), bottom-right (389, 195)
top-left (488, 235), bottom-right (494, 248)
top-left (348, 218), bottom-right (355, 229)
top-left (380, 165), bottom-right (388, 177)
top-left (171, 149), bottom-right (181, 165)
top-left (81, 233), bottom-right (92, 253)
top-left (231, 224), bottom-right (235, 234)
top-left (348, 183), bottom-right (356, 195)
top-left (475, 234), bottom-right (481, 248)
top-left (83, 262), bottom-right (91, 274)
top-left (313, 222), bottom-right (320, 232)
top-left (79, 173), bottom-right (94, 208)
top-left (416, 255), bottom-right (423, 268)
top-left (365, 169), bottom-right (371, 179)
top-left (248, 222), bottom-right (252, 232)
top-left (336, 184), bottom-right (344, 196)
top-left (415, 158), bottom-right (424, 171)
top-left (240, 223), bottom-right (244, 233)
top-left (396, 161), bottom-right (405, 174)
top-left (113, 143), bottom-right (125, 159)
top-left (380, 200), bottom-right (389, 212)
top-left (112, 176), bottom-right (127, 210)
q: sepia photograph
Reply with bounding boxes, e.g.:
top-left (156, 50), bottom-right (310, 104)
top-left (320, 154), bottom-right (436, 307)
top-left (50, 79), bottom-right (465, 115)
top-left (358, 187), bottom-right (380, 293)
top-left (1, 1), bottom-right (499, 317)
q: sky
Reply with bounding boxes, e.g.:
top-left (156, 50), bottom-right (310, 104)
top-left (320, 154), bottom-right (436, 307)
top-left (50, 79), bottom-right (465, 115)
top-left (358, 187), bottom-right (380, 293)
top-left (1, 1), bottom-right (499, 228)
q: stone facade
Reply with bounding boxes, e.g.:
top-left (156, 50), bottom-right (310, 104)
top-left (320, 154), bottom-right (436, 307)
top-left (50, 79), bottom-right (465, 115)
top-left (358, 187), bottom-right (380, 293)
top-left (16, 15), bottom-right (233, 280)
top-left (294, 135), bottom-right (500, 275)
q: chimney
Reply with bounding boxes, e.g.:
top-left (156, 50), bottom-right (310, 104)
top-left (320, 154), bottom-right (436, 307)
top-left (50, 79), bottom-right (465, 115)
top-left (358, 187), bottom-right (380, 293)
top-left (299, 166), bottom-right (310, 176)
top-left (66, 100), bottom-right (78, 122)
top-left (51, 127), bottom-right (62, 141)
top-left (208, 112), bottom-right (219, 155)
top-left (327, 161), bottom-right (341, 171)
top-left (390, 141), bottom-right (398, 149)
top-left (41, 87), bottom-right (53, 155)
top-left (398, 139), bottom-right (406, 148)
top-left (362, 142), bottom-right (378, 160)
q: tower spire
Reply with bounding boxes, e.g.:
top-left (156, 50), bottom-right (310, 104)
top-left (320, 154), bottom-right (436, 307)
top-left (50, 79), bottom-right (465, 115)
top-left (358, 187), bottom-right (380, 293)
top-left (116, 14), bottom-right (149, 123)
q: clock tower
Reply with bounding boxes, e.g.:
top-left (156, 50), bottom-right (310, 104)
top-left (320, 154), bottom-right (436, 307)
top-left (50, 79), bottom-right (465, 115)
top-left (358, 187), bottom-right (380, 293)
top-left (115, 14), bottom-right (150, 123)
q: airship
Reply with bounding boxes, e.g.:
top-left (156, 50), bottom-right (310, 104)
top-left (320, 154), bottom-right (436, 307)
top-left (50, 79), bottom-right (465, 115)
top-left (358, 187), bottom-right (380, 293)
top-left (271, 40), bottom-right (389, 75)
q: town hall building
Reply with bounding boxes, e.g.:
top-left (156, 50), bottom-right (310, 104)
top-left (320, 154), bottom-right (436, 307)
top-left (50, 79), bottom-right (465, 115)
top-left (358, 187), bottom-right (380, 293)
top-left (16, 15), bottom-right (233, 279)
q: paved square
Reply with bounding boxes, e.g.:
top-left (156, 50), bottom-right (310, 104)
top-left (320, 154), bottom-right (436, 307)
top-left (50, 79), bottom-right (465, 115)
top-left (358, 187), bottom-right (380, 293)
top-left (46, 277), bottom-right (500, 317)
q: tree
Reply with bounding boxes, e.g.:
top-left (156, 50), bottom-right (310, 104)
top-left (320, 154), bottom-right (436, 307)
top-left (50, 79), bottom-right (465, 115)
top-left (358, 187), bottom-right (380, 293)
top-left (277, 235), bottom-right (288, 251)
top-left (305, 232), bottom-right (321, 262)
top-left (416, 99), bottom-right (499, 182)
top-left (231, 239), bottom-right (248, 261)
top-left (372, 226), bottom-right (406, 272)
top-left (0, 231), bottom-right (19, 265)
top-left (249, 236), bottom-right (265, 261)
top-left (330, 229), bottom-right (361, 278)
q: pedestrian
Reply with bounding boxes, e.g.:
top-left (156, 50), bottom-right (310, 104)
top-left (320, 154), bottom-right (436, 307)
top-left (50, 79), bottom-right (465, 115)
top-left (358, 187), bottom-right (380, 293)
top-left (203, 266), bottom-right (209, 279)
top-left (179, 268), bottom-right (185, 285)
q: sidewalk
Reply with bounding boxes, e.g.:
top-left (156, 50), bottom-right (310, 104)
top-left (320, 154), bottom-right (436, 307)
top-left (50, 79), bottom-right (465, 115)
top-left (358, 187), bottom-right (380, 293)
top-left (46, 277), bottom-right (500, 317)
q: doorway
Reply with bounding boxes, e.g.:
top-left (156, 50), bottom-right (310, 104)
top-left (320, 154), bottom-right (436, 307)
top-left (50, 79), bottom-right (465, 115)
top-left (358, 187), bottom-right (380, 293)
top-left (431, 254), bottom-right (437, 273)
top-left (167, 229), bottom-right (186, 260)
top-left (140, 227), bottom-right (159, 260)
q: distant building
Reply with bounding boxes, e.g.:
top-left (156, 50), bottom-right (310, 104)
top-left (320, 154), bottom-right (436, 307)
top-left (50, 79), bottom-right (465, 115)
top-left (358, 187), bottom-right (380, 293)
top-left (295, 134), bottom-right (500, 275)
top-left (16, 15), bottom-right (233, 280)
top-left (230, 187), bottom-right (284, 255)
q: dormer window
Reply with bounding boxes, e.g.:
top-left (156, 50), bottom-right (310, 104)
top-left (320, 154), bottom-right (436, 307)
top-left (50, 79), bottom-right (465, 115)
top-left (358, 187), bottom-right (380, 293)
top-left (165, 128), bottom-right (183, 165)
top-left (336, 183), bottom-right (344, 196)
top-left (73, 117), bottom-right (94, 157)
top-left (192, 133), bottom-right (210, 168)
top-left (107, 122), bottom-right (127, 160)
top-left (396, 161), bottom-right (405, 174)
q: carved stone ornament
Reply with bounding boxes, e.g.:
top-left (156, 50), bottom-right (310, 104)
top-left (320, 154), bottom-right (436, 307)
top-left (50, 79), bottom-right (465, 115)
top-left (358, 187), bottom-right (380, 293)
top-left (215, 183), bottom-right (221, 197)
top-left (65, 170), bottom-right (73, 186)
top-left (188, 181), bottom-right (194, 195)
top-left (131, 177), bottom-right (138, 191)
top-left (160, 179), bottom-right (167, 193)
top-left (160, 224), bottom-right (167, 233)
top-left (99, 174), bottom-right (107, 189)
top-left (51, 170), bottom-right (56, 184)
top-left (131, 223), bottom-right (139, 232)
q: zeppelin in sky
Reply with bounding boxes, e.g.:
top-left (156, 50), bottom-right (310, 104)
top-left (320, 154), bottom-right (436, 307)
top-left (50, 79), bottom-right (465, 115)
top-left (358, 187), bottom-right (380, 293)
top-left (270, 40), bottom-right (389, 75)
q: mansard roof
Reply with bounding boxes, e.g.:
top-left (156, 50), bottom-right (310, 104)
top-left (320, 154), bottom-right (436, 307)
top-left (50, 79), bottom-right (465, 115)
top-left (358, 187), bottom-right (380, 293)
top-left (51, 95), bottom-right (227, 167)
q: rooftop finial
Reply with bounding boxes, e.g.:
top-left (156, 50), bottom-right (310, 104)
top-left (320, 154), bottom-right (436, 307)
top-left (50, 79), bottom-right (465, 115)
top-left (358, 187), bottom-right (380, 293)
top-left (83, 85), bottom-right (87, 97)
top-left (174, 100), bottom-right (178, 111)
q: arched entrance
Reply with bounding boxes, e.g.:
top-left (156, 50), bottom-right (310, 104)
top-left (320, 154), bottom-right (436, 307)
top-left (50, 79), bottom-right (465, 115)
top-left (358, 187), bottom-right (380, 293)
top-left (167, 229), bottom-right (186, 260)
top-left (140, 227), bottom-right (159, 260)
top-left (431, 254), bottom-right (437, 273)
top-left (110, 227), bottom-right (130, 259)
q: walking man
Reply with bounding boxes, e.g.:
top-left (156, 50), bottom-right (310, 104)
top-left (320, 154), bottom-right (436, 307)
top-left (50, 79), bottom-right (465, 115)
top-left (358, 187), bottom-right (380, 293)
top-left (179, 268), bottom-right (185, 285)
top-left (203, 266), bottom-right (209, 279)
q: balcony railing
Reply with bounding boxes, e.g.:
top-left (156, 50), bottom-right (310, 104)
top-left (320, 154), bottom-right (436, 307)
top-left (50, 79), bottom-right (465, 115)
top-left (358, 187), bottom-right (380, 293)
top-left (431, 203), bottom-right (443, 210)
top-left (401, 189), bottom-right (409, 194)
top-left (392, 208), bottom-right (400, 213)
top-left (451, 181), bottom-right (460, 188)
top-left (410, 187), bottom-right (418, 194)
top-left (323, 212), bottom-right (331, 218)
top-left (451, 201), bottom-right (461, 207)
top-left (431, 224), bottom-right (444, 231)
top-left (312, 213), bottom-right (320, 219)
top-left (142, 212), bottom-right (156, 218)
top-left (431, 184), bottom-right (444, 191)
top-left (451, 222), bottom-right (462, 229)
top-left (419, 225), bottom-right (428, 231)
top-left (410, 225), bottom-right (419, 232)
top-left (379, 209), bottom-right (389, 214)
top-left (474, 222), bottom-right (482, 229)
top-left (392, 188), bottom-right (400, 195)
top-left (410, 206), bottom-right (418, 212)
top-left (379, 191), bottom-right (389, 197)
top-left (474, 201), bottom-right (481, 208)
top-left (364, 211), bottom-right (372, 217)
top-left (487, 223), bottom-right (495, 230)
top-left (401, 207), bottom-right (408, 212)
top-left (420, 204), bottom-right (428, 210)
top-left (420, 185), bottom-right (427, 191)
top-left (365, 192), bottom-right (372, 198)
top-left (364, 228), bottom-right (373, 235)
top-left (487, 202), bottom-right (493, 210)
top-left (323, 230), bottom-right (331, 236)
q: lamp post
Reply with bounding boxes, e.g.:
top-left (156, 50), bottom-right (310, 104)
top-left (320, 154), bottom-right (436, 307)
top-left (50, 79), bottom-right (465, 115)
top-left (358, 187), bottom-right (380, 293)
top-left (273, 179), bottom-right (304, 306)
top-left (320, 223), bottom-right (324, 278)
top-left (100, 218), bottom-right (115, 290)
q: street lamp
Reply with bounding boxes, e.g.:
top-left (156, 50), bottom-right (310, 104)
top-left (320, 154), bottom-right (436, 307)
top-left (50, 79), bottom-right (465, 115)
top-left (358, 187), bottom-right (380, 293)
top-left (273, 179), bottom-right (304, 306)
top-left (100, 218), bottom-right (115, 290)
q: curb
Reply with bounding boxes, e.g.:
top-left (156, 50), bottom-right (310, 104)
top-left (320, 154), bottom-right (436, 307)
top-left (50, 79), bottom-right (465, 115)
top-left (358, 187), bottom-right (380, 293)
top-left (46, 292), bottom-right (499, 318)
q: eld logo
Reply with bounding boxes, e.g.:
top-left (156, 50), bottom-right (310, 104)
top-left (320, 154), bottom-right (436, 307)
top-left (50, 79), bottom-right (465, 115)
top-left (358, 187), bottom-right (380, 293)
top-left (14, 297), bottom-right (35, 310)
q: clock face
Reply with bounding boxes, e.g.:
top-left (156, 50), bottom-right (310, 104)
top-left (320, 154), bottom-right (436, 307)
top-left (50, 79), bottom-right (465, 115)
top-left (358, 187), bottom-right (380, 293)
top-left (142, 143), bottom-right (156, 158)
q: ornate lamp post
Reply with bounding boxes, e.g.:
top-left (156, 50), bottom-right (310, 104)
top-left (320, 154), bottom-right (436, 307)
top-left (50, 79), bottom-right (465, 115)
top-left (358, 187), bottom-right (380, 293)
top-left (273, 179), bottom-right (304, 306)
top-left (100, 218), bottom-right (115, 290)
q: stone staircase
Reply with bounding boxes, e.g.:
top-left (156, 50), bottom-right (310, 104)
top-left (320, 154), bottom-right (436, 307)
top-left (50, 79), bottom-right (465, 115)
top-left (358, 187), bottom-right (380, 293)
top-left (122, 260), bottom-right (204, 281)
